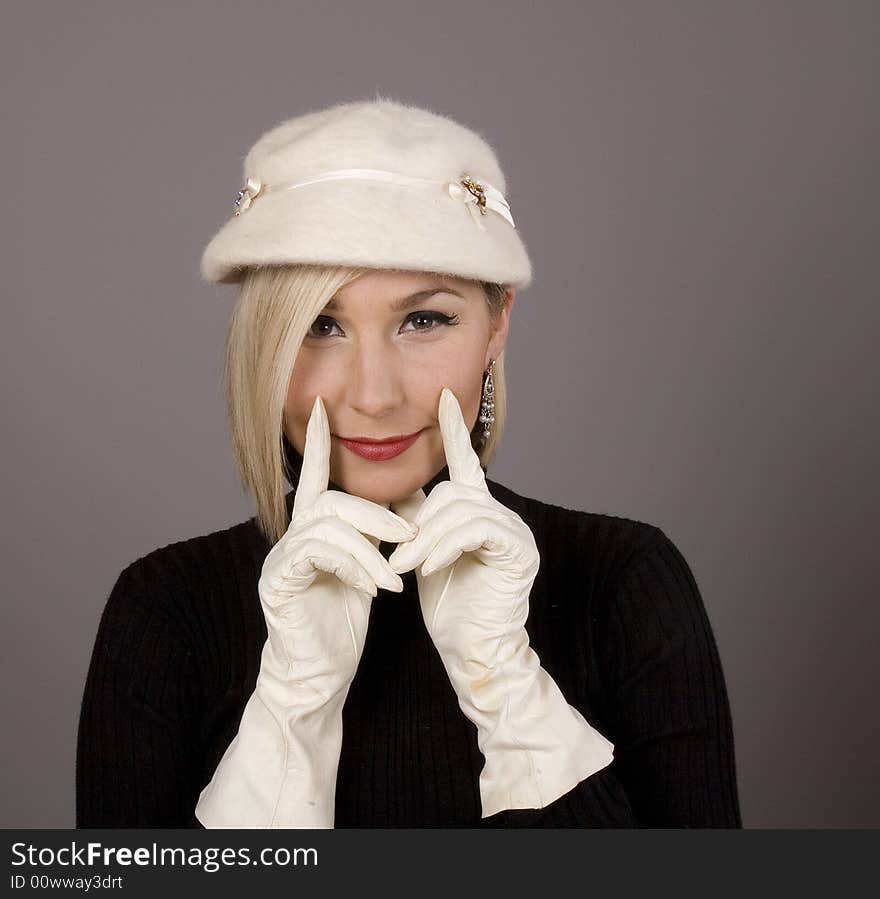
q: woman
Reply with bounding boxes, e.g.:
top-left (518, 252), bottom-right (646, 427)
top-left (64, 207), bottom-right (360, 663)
top-left (76, 97), bottom-right (741, 828)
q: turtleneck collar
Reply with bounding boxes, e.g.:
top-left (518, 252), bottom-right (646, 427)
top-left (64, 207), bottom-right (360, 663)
top-left (282, 432), bottom-right (487, 514)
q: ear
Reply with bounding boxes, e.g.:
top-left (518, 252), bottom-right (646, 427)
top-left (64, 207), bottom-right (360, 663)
top-left (485, 287), bottom-right (515, 368)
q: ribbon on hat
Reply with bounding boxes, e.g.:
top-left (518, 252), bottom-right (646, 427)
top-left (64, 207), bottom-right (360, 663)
top-left (232, 167), bottom-right (516, 231)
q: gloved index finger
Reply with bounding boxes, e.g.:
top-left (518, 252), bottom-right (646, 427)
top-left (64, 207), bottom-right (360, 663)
top-left (292, 395), bottom-right (330, 519)
top-left (316, 491), bottom-right (418, 543)
top-left (439, 386), bottom-right (487, 490)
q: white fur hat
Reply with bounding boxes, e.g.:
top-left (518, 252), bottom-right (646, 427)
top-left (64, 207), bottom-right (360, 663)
top-left (200, 96), bottom-right (532, 288)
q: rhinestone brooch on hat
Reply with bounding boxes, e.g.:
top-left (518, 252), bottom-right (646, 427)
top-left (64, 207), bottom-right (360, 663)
top-left (233, 176), bottom-right (262, 216)
top-left (460, 174), bottom-right (488, 215)
top-left (446, 173), bottom-right (515, 230)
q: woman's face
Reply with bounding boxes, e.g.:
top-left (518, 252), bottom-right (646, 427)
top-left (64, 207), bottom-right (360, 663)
top-left (283, 269), bottom-right (514, 505)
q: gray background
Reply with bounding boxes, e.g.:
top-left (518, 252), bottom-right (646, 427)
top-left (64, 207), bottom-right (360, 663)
top-left (2, 1), bottom-right (877, 828)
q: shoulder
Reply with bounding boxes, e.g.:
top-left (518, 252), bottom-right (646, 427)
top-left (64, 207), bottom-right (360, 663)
top-left (485, 479), bottom-right (719, 709)
top-left (488, 480), bottom-right (718, 668)
top-left (485, 480), bottom-right (720, 679)
top-left (486, 476), bottom-right (674, 589)
top-left (104, 511), bottom-right (270, 635)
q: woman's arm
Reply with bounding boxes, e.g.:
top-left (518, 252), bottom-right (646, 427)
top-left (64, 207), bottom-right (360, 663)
top-left (76, 562), bottom-right (205, 828)
top-left (597, 532), bottom-right (742, 827)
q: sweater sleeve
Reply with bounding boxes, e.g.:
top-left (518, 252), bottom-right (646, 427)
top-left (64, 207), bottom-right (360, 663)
top-left (76, 561), bottom-right (205, 828)
top-left (598, 532), bottom-right (742, 827)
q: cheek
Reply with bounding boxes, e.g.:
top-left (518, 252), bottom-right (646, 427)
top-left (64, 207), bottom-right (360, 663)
top-left (418, 342), bottom-right (487, 431)
top-left (284, 354), bottom-right (334, 452)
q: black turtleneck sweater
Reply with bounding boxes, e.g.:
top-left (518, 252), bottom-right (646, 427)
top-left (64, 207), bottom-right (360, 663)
top-left (76, 438), bottom-right (741, 828)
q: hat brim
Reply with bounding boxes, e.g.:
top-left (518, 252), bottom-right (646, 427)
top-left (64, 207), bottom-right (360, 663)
top-left (200, 178), bottom-right (532, 288)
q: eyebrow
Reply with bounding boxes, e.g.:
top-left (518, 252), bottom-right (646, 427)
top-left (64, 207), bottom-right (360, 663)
top-left (323, 285), bottom-right (466, 314)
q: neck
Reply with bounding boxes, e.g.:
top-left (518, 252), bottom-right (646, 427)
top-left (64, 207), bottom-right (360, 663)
top-left (282, 433), bottom-right (486, 511)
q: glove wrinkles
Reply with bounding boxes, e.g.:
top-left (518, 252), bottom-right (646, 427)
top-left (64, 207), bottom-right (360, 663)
top-left (389, 388), bottom-right (615, 818)
top-left (195, 396), bottom-right (413, 829)
top-left (194, 599), bottom-right (359, 829)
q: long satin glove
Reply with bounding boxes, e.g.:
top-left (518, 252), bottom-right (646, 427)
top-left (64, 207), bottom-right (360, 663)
top-left (195, 395), bottom-right (416, 828)
top-left (388, 387), bottom-right (614, 818)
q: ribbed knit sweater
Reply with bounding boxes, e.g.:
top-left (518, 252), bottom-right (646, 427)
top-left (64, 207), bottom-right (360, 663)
top-left (76, 452), bottom-right (741, 828)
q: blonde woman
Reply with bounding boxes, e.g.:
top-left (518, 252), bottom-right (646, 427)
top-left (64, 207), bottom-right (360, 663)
top-left (76, 98), bottom-right (741, 828)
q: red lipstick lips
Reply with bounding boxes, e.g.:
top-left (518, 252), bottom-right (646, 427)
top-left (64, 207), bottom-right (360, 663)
top-left (338, 430), bottom-right (423, 461)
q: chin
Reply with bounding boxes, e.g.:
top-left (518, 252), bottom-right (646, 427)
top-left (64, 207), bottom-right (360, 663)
top-left (334, 466), bottom-right (428, 505)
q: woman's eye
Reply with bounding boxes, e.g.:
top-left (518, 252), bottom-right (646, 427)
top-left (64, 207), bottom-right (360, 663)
top-left (307, 311), bottom-right (460, 340)
top-left (308, 315), bottom-right (340, 339)
top-left (401, 311), bottom-right (460, 333)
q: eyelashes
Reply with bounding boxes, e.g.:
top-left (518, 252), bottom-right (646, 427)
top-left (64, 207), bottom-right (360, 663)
top-left (307, 311), bottom-right (461, 340)
top-left (407, 311), bottom-right (460, 332)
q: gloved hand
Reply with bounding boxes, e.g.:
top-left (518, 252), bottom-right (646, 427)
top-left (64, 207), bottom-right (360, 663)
top-left (195, 395), bottom-right (417, 828)
top-left (388, 387), bottom-right (614, 818)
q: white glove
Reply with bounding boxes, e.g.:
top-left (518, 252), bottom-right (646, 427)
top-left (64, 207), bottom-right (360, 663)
top-left (388, 387), bottom-right (614, 818)
top-left (195, 395), bottom-right (417, 828)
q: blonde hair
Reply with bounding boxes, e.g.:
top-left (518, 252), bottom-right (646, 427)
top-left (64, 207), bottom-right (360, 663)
top-left (223, 264), bottom-right (510, 545)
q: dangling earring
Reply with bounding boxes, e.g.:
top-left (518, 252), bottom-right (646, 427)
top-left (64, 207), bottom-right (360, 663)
top-left (479, 358), bottom-right (496, 443)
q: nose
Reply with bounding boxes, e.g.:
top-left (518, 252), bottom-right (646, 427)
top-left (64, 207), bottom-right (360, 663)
top-left (345, 339), bottom-right (406, 419)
